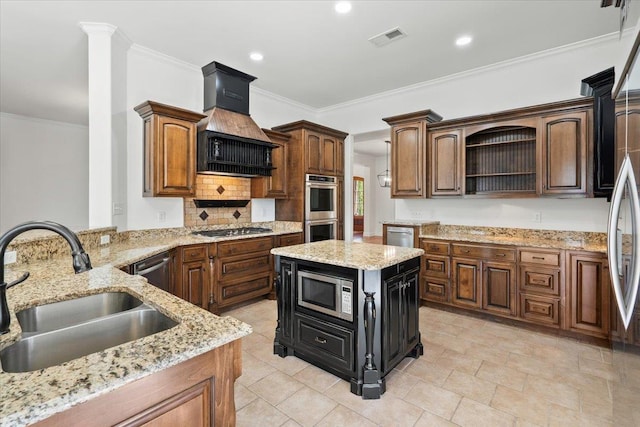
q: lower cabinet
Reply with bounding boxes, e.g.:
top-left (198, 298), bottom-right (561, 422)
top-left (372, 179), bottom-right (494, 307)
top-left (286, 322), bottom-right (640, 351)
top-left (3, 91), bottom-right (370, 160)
top-left (566, 251), bottom-right (610, 338)
top-left (482, 262), bottom-right (516, 317)
top-left (452, 258), bottom-right (482, 309)
top-left (174, 245), bottom-right (209, 310)
top-left (518, 248), bottom-right (563, 328)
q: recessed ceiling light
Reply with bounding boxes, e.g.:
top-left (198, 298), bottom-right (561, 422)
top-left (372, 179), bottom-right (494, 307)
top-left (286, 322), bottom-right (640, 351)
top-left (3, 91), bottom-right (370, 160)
top-left (455, 35), bottom-right (473, 47)
top-left (335, 1), bottom-right (352, 14)
top-left (249, 52), bottom-right (263, 61)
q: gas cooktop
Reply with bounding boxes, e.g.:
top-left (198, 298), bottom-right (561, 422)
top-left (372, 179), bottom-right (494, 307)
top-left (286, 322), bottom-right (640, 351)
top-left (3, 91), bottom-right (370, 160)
top-left (192, 227), bottom-right (272, 238)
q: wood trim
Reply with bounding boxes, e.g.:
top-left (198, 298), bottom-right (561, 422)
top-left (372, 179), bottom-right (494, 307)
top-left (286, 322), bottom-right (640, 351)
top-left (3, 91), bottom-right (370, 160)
top-left (272, 120), bottom-right (348, 139)
top-left (134, 100), bottom-right (207, 122)
top-left (382, 109), bottom-right (443, 125)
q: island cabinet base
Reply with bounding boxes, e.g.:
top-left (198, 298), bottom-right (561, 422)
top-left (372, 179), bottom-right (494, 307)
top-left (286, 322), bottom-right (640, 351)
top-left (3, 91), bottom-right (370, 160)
top-left (33, 340), bottom-right (242, 427)
top-left (273, 255), bottom-right (422, 399)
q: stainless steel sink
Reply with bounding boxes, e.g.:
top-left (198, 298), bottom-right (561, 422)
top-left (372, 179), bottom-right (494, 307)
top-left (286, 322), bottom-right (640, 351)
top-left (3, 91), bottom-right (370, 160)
top-left (16, 292), bottom-right (144, 333)
top-left (1, 307), bottom-right (178, 373)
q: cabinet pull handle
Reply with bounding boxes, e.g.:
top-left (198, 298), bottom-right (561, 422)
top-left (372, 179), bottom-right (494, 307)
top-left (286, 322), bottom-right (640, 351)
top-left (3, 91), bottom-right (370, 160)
top-left (532, 256), bottom-right (545, 260)
top-left (496, 253), bottom-right (506, 257)
top-left (461, 249), bottom-right (470, 253)
top-left (315, 337), bottom-right (327, 344)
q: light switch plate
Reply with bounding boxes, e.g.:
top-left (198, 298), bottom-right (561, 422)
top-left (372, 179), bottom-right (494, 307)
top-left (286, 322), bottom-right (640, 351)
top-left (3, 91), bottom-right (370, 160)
top-left (100, 235), bottom-right (110, 245)
top-left (4, 251), bottom-right (17, 265)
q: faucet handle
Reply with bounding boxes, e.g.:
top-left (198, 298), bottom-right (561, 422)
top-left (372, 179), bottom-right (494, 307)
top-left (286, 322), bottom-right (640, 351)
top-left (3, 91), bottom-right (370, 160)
top-left (6, 272), bottom-right (29, 289)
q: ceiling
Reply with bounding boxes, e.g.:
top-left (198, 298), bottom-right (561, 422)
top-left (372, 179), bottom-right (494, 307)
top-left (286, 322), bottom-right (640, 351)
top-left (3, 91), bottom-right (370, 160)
top-left (0, 1), bottom-right (630, 156)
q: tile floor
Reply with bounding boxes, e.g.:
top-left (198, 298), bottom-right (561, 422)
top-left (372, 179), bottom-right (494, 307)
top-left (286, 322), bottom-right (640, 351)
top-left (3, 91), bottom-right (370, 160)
top-left (225, 299), bottom-right (640, 427)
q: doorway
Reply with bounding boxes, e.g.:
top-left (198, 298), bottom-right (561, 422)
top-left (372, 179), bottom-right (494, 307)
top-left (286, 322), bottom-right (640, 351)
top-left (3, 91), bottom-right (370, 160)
top-left (353, 176), bottom-right (364, 237)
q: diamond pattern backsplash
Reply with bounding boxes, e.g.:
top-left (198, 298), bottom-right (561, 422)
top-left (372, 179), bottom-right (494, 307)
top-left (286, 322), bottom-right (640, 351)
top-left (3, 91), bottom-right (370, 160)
top-left (233, 210), bottom-right (241, 220)
top-left (199, 210), bottom-right (209, 221)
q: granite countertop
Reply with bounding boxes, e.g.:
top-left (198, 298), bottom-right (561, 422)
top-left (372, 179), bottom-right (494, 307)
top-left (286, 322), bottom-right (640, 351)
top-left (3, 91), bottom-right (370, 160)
top-left (271, 240), bottom-right (424, 270)
top-left (0, 225), bottom-right (306, 427)
top-left (418, 225), bottom-right (607, 253)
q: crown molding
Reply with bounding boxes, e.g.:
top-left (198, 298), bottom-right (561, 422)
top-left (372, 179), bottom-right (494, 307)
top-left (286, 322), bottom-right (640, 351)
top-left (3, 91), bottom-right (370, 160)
top-left (318, 31), bottom-right (622, 114)
top-left (0, 112), bottom-right (88, 129)
top-left (129, 44), bottom-right (201, 72)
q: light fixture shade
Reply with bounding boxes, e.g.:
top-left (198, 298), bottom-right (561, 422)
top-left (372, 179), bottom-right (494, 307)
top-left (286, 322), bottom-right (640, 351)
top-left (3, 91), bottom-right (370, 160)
top-left (378, 140), bottom-right (392, 188)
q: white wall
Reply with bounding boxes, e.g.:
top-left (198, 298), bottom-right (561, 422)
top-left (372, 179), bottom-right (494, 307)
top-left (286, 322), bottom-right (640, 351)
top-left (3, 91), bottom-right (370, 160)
top-left (319, 33), bottom-right (635, 233)
top-left (0, 113), bottom-right (89, 233)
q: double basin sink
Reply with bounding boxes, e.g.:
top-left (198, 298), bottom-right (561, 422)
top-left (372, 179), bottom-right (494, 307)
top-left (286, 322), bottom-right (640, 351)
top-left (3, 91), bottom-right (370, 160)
top-left (0, 292), bottom-right (178, 373)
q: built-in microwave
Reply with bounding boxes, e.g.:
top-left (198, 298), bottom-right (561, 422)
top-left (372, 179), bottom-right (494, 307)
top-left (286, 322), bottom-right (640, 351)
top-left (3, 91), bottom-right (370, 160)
top-left (297, 270), bottom-right (353, 322)
top-left (305, 219), bottom-right (337, 243)
top-left (305, 174), bottom-right (338, 221)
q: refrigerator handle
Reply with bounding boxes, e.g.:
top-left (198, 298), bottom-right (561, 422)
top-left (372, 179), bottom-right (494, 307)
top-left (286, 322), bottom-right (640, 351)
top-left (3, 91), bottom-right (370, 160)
top-left (607, 154), bottom-right (640, 330)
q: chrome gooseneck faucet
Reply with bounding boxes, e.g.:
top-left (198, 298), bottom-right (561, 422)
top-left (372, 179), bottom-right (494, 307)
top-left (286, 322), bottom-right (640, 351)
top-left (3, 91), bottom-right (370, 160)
top-left (0, 221), bottom-right (92, 335)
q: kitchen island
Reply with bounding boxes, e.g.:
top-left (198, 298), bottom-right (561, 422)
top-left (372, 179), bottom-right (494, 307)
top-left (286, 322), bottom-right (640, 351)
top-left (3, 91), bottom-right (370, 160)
top-left (271, 240), bottom-right (424, 399)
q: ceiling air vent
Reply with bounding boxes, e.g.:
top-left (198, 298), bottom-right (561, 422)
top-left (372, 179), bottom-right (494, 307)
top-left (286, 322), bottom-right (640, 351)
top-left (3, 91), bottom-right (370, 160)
top-left (368, 27), bottom-right (407, 47)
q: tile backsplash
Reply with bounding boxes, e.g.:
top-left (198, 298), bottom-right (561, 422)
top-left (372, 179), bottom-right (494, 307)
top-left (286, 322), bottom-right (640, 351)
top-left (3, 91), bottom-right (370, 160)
top-left (184, 175), bottom-right (252, 227)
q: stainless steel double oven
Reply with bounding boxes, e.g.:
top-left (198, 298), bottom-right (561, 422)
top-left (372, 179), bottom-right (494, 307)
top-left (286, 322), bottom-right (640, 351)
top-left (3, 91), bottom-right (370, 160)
top-left (305, 174), bottom-right (338, 242)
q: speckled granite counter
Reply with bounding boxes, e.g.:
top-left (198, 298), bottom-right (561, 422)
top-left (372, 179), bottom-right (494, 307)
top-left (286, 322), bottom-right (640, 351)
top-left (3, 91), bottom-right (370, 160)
top-left (271, 240), bottom-right (424, 270)
top-left (0, 222), bottom-right (302, 427)
top-left (418, 225), bottom-right (607, 253)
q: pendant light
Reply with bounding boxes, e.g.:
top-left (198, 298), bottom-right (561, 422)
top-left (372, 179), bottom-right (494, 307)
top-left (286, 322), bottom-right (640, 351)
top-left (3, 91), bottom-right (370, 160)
top-left (377, 140), bottom-right (391, 188)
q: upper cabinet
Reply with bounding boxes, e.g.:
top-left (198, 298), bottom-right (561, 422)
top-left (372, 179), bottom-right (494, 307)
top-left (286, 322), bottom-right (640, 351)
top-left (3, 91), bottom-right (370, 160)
top-left (251, 129), bottom-right (291, 199)
top-left (382, 110), bottom-right (443, 198)
top-left (134, 101), bottom-right (206, 197)
top-left (305, 131), bottom-right (338, 175)
top-left (541, 111), bottom-right (589, 195)
top-left (389, 98), bottom-right (594, 199)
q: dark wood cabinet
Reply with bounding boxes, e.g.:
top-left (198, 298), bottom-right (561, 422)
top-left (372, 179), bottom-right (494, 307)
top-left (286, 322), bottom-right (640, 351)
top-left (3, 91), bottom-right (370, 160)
top-left (173, 245), bottom-right (209, 310)
top-left (134, 101), bottom-right (206, 197)
top-left (452, 258), bottom-right (482, 309)
top-left (305, 131), bottom-right (337, 175)
top-left (420, 239), bottom-right (451, 303)
top-left (251, 129), bottom-right (291, 199)
top-left (482, 261), bottom-right (516, 316)
top-left (615, 97), bottom-right (640, 186)
top-left (517, 248), bottom-right (563, 327)
top-left (566, 251), bottom-right (610, 338)
top-left (383, 110), bottom-right (442, 198)
top-left (336, 139), bottom-right (344, 176)
top-left (541, 111), bottom-right (589, 195)
top-left (429, 129), bottom-right (463, 196)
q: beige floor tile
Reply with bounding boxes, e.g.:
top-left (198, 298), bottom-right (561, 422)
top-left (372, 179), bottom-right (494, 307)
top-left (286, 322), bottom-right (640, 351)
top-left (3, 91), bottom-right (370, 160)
top-left (523, 375), bottom-right (580, 410)
top-left (580, 385), bottom-right (613, 422)
top-left (253, 344), bottom-right (309, 376)
top-left (241, 330), bottom-right (272, 350)
top-left (236, 397), bottom-right (289, 427)
top-left (490, 385), bottom-right (549, 426)
top-left (248, 371), bottom-right (305, 405)
top-left (529, 343), bottom-right (579, 370)
top-left (464, 343), bottom-right (510, 365)
top-left (578, 356), bottom-right (619, 382)
top-left (280, 420), bottom-right (301, 427)
top-left (237, 352), bottom-right (278, 386)
top-left (413, 410), bottom-right (457, 427)
top-left (404, 357), bottom-right (453, 386)
top-left (552, 365), bottom-right (610, 395)
top-left (404, 380), bottom-right (462, 420)
top-left (315, 405), bottom-right (377, 427)
top-left (452, 397), bottom-right (515, 427)
top-left (421, 341), bottom-right (447, 362)
top-left (426, 320), bottom-right (466, 337)
top-left (517, 330), bottom-right (559, 348)
top-left (506, 352), bottom-right (555, 379)
top-left (424, 330), bottom-right (473, 353)
top-left (323, 380), bottom-right (375, 415)
top-left (475, 360), bottom-right (527, 391)
top-left (548, 402), bottom-right (613, 427)
top-left (277, 386), bottom-right (337, 426)
top-left (292, 364), bottom-right (340, 393)
top-left (435, 349), bottom-right (483, 375)
top-left (395, 355), bottom-right (418, 371)
top-left (442, 370), bottom-right (497, 405)
top-left (356, 394), bottom-right (424, 427)
top-left (382, 369), bottom-right (420, 398)
top-left (234, 383), bottom-right (258, 410)
top-left (248, 318), bottom-right (277, 336)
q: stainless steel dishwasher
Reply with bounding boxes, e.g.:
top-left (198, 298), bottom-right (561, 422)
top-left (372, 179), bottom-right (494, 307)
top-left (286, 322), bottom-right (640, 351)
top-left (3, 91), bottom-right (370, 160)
top-left (386, 226), bottom-right (415, 248)
top-left (132, 251), bottom-right (172, 293)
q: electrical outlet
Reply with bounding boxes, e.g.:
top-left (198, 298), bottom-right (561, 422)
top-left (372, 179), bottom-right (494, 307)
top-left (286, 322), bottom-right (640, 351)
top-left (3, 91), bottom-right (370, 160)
top-left (532, 212), bottom-right (542, 223)
top-left (112, 203), bottom-right (124, 216)
top-left (158, 211), bottom-right (166, 222)
top-left (100, 235), bottom-right (110, 245)
top-left (4, 251), bottom-right (17, 265)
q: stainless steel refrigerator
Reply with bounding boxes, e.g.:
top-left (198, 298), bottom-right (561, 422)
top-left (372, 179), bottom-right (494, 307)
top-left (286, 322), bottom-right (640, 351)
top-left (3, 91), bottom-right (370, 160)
top-left (608, 21), bottom-right (640, 427)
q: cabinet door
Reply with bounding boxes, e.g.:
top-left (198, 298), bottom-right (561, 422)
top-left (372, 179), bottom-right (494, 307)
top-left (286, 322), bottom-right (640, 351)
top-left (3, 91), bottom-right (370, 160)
top-left (321, 135), bottom-right (336, 174)
top-left (420, 276), bottom-right (449, 303)
top-left (153, 116), bottom-right (197, 197)
top-left (391, 121), bottom-right (426, 198)
top-left (383, 274), bottom-right (404, 371)
top-left (305, 131), bottom-right (322, 174)
top-left (482, 261), bottom-right (516, 317)
top-left (566, 252), bottom-right (610, 338)
top-left (251, 132), bottom-right (288, 198)
top-left (615, 103), bottom-right (640, 186)
top-left (541, 111), bottom-right (588, 195)
top-left (429, 129), bottom-right (463, 196)
top-left (182, 261), bottom-right (207, 308)
top-left (452, 258), bottom-right (481, 309)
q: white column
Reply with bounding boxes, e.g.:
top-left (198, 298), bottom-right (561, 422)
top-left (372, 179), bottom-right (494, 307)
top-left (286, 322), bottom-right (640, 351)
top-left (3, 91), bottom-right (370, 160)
top-left (344, 134), bottom-right (355, 242)
top-left (79, 22), bottom-right (116, 228)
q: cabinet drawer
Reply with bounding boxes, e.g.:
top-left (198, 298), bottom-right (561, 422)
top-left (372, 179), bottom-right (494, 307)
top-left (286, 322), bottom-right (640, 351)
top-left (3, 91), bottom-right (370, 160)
top-left (420, 276), bottom-right (449, 303)
top-left (294, 313), bottom-right (354, 374)
top-left (519, 294), bottom-right (560, 327)
top-left (452, 243), bottom-right (515, 262)
top-left (421, 240), bottom-right (450, 255)
top-left (218, 273), bottom-right (272, 308)
top-left (519, 250), bottom-right (561, 267)
top-left (519, 266), bottom-right (561, 296)
top-left (278, 233), bottom-right (304, 247)
top-left (182, 245), bottom-right (207, 261)
top-left (422, 254), bottom-right (450, 278)
top-left (217, 237), bottom-right (273, 257)
top-left (216, 252), bottom-right (271, 282)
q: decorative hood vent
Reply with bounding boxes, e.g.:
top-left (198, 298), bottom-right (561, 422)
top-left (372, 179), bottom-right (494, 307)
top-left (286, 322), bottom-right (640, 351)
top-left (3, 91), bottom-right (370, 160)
top-left (193, 199), bottom-right (250, 208)
top-left (197, 61), bottom-right (276, 177)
